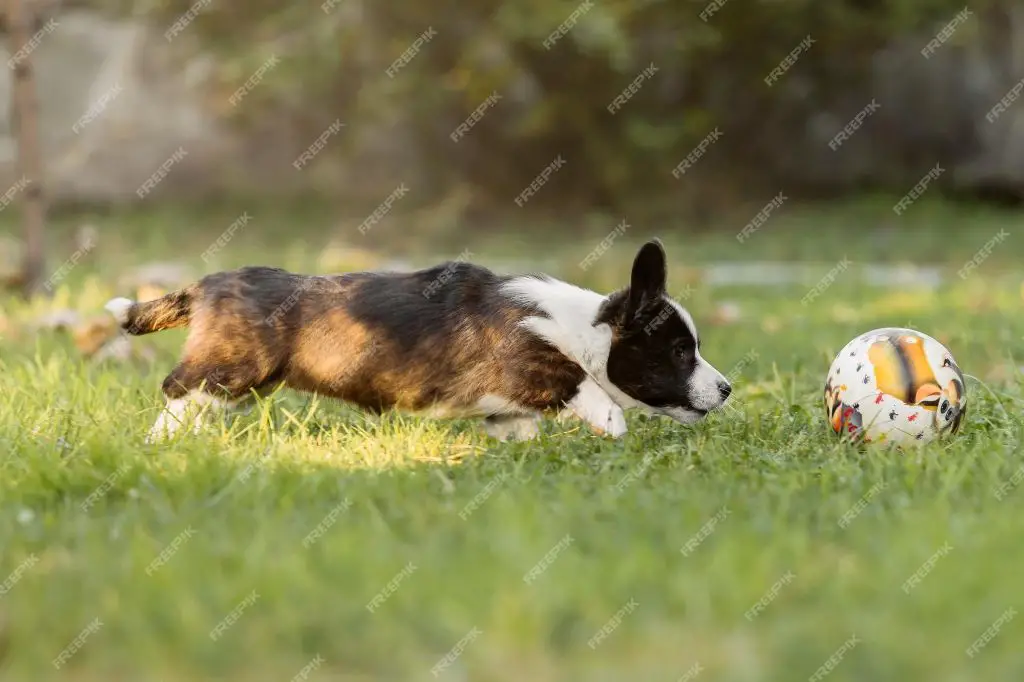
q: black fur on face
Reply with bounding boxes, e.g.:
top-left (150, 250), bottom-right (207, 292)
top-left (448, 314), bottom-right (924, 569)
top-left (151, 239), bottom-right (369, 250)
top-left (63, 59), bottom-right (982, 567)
top-left (597, 240), bottom-right (708, 413)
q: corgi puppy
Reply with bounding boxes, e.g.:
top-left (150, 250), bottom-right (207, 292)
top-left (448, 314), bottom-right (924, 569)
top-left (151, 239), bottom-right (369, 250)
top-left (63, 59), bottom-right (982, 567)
top-left (105, 239), bottom-right (731, 442)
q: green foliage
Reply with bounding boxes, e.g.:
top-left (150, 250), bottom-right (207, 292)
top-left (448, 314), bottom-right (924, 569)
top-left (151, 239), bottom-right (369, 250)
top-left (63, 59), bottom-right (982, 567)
top-left (79, 0), bottom-right (1003, 206)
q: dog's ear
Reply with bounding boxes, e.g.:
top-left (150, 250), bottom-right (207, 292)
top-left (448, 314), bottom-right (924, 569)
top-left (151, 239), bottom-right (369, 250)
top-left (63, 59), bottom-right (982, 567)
top-left (626, 239), bottom-right (667, 317)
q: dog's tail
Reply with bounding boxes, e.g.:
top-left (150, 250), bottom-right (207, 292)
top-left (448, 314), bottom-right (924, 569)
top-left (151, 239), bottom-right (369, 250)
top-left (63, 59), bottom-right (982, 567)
top-left (104, 287), bottom-right (195, 335)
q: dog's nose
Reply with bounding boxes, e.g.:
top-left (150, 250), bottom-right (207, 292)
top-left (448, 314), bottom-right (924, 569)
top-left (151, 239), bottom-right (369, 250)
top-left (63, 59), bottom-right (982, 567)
top-left (717, 381), bottom-right (732, 401)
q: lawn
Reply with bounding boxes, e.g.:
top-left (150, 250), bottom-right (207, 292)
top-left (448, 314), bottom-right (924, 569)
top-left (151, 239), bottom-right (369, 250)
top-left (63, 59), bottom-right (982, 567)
top-left (1, 200), bottom-right (1023, 682)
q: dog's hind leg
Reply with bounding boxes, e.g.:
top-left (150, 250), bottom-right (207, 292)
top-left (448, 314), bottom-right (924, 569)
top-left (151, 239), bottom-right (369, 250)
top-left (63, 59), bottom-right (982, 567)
top-left (147, 360), bottom-right (263, 443)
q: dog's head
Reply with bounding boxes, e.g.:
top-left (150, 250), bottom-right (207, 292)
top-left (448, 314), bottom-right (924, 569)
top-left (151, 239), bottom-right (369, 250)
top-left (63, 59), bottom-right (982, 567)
top-left (598, 239), bottom-right (731, 423)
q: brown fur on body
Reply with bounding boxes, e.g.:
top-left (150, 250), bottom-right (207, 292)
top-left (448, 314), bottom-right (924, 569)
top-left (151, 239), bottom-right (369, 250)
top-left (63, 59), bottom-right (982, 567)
top-left (119, 265), bottom-right (586, 414)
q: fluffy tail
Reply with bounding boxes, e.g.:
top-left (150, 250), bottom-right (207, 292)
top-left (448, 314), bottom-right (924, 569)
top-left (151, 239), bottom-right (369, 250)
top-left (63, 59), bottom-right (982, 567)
top-left (104, 288), bottom-right (194, 335)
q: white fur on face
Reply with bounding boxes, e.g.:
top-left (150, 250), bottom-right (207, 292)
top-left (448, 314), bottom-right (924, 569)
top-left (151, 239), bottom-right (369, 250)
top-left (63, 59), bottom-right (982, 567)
top-left (688, 349), bottom-right (729, 412)
top-left (666, 297), bottom-right (698, 341)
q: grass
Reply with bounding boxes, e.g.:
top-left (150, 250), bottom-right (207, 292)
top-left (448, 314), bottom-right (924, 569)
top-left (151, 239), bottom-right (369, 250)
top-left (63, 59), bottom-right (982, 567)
top-left (1, 200), bottom-right (1023, 681)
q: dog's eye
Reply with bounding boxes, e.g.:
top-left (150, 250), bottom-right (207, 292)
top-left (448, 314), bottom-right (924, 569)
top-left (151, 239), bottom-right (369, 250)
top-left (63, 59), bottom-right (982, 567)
top-left (674, 343), bottom-right (695, 360)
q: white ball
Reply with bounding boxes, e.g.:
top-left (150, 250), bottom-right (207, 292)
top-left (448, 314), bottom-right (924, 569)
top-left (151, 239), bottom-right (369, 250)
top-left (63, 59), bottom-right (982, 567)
top-left (824, 328), bottom-right (967, 445)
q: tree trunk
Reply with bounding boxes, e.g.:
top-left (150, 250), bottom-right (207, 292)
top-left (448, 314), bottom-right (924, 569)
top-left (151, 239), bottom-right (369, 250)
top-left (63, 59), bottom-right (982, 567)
top-left (7, 0), bottom-right (46, 298)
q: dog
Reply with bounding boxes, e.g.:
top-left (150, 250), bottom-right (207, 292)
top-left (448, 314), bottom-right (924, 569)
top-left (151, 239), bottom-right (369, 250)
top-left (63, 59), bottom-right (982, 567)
top-left (105, 238), bottom-right (731, 442)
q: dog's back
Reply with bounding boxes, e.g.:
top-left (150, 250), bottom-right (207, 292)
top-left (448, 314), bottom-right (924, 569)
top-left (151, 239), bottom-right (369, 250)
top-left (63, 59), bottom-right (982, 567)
top-left (108, 263), bottom-right (586, 417)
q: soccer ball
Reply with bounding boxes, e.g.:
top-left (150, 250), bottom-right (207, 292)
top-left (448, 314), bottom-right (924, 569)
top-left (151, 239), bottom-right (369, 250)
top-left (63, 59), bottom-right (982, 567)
top-left (824, 328), bottom-right (967, 445)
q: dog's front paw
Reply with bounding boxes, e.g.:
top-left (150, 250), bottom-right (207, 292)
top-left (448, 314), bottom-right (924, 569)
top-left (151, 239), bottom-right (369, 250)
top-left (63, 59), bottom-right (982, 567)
top-left (602, 407), bottom-right (628, 438)
top-left (557, 405), bottom-right (628, 438)
top-left (588, 407), bottom-right (627, 438)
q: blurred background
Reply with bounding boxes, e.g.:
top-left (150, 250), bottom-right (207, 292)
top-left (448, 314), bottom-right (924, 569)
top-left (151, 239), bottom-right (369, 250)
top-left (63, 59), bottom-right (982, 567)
top-left (0, 0), bottom-right (1022, 299)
